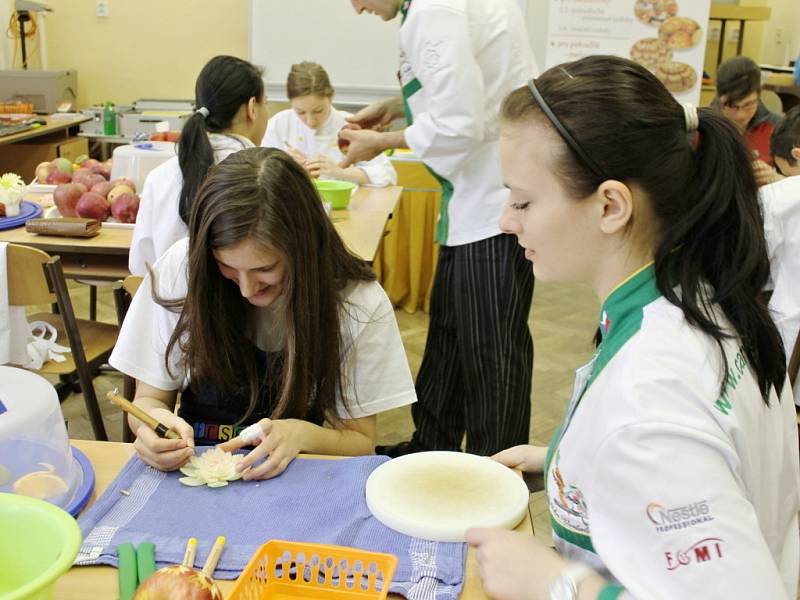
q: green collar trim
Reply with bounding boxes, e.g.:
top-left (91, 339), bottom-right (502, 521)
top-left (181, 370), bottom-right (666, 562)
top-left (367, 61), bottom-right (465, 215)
top-left (588, 264), bottom-right (661, 388)
top-left (550, 514), bottom-right (597, 553)
top-left (400, 0), bottom-right (412, 22)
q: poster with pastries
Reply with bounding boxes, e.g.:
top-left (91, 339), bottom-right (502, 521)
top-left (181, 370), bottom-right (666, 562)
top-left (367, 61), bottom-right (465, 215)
top-left (544, 0), bottom-right (711, 104)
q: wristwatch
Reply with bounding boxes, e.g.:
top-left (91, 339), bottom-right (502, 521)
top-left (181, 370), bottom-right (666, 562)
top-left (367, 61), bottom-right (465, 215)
top-left (549, 561), bottom-right (595, 600)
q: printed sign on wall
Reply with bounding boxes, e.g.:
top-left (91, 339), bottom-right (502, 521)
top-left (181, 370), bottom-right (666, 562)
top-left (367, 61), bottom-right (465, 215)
top-left (545, 0), bottom-right (712, 104)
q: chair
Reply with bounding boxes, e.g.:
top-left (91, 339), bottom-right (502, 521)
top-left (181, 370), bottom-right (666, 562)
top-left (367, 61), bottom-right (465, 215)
top-left (7, 243), bottom-right (118, 440)
top-left (113, 275), bottom-right (144, 442)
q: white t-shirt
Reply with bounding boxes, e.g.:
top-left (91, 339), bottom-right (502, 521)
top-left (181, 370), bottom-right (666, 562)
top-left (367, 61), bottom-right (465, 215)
top-left (399, 0), bottom-right (538, 246)
top-left (545, 266), bottom-right (800, 599)
top-left (760, 175), bottom-right (800, 405)
top-left (128, 134), bottom-right (254, 276)
top-left (262, 108), bottom-right (397, 187)
top-left (111, 238), bottom-right (417, 423)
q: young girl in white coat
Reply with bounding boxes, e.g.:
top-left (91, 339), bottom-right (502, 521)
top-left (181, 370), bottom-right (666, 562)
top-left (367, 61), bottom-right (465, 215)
top-left (111, 147), bottom-right (416, 479)
top-left (262, 62), bottom-right (396, 187)
top-left (466, 56), bottom-right (800, 600)
top-left (129, 55), bottom-right (268, 275)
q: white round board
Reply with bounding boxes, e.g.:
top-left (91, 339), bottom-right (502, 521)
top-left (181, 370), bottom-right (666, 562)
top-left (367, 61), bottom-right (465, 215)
top-left (365, 451), bottom-right (530, 542)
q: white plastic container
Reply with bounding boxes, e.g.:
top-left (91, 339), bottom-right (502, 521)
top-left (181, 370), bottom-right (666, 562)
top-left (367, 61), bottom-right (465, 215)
top-left (109, 141), bottom-right (177, 192)
top-left (0, 367), bottom-right (82, 511)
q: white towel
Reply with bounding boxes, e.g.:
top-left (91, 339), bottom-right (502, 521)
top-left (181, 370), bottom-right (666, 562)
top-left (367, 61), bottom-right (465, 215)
top-left (0, 242), bottom-right (70, 369)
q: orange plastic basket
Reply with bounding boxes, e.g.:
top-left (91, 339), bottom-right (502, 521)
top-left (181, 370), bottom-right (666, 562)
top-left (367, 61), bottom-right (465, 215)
top-left (227, 540), bottom-right (398, 600)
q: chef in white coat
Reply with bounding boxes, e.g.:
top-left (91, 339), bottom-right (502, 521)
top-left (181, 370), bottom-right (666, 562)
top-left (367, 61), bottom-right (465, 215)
top-left (762, 105), bottom-right (800, 405)
top-left (262, 61), bottom-right (396, 187)
top-left (129, 55), bottom-right (268, 275)
top-left (465, 56), bottom-right (799, 600)
top-left (343, 0), bottom-right (538, 458)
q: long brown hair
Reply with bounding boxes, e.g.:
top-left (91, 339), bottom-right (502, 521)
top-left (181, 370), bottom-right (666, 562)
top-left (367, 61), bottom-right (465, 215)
top-left (165, 147), bottom-right (375, 423)
top-left (501, 55), bottom-right (785, 402)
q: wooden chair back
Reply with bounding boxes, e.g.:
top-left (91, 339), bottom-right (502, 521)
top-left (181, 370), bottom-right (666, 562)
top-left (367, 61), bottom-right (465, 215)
top-left (7, 244), bottom-right (55, 306)
top-left (6, 243), bottom-right (110, 440)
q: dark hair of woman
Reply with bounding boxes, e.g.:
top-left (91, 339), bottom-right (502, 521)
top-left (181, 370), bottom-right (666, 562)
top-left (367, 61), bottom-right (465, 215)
top-left (161, 147), bottom-right (375, 424)
top-left (501, 55), bottom-right (785, 402)
top-left (177, 55), bottom-right (265, 225)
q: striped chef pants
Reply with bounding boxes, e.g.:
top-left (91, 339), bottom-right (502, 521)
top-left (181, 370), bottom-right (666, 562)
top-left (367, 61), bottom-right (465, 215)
top-left (412, 232), bottom-right (534, 455)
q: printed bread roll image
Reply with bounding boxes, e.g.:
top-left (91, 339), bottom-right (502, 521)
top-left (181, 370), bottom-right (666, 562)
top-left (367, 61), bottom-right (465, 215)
top-left (659, 16), bottom-right (703, 49)
top-left (630, 38), bottom-right (674, 72)
top-left (654, 61), bottom-right (697, 93)
top-left (634, 0), bottom-right (679, 26)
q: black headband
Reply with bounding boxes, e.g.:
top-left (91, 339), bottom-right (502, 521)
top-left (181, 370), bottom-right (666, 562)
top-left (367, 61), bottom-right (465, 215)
top-left (526, 79), bottom-right (609, 181)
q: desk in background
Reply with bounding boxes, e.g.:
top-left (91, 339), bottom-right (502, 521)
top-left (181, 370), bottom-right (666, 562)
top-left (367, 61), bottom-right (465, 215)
top-left (0, 185), bottom-right (402, 281)
top-left (58, 439), bottom-right (514, 600)
top-left (0, 114), bottom-right (91, 182)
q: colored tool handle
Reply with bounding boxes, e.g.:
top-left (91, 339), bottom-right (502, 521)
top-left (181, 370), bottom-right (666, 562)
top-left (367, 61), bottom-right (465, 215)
top-left (116, 542), bottom-right (138, 600)
top-left (137, 542), bottom-right (156, 583)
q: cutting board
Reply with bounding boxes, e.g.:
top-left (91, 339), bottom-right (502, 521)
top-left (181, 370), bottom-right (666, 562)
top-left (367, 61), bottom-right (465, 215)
top-left (365, 451), bottom-right (529, 542)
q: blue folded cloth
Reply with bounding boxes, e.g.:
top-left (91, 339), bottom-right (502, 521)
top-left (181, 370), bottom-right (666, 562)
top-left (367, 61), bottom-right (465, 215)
top-left (76, 453), bottom-right (466, 600)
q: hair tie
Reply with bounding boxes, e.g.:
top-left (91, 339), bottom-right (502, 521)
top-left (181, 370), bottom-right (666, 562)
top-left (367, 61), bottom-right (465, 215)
top-left (682, 103), bottom-right (698, 133)
top-left (196, 106), bottom-right (210, 118)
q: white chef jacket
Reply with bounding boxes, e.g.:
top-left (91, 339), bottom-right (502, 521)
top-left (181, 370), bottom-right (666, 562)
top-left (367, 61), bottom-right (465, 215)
top-left (760, 175), bottom-right (800, 405)
top-left (128, 134), bottom-right (254, 276)
top-left (399, 0), bottom-right (538, 246)
top-left (545, 265), bottom-right (800, 599)
top-left (111, 238), bottom-right (417, 424)
top-left (262, 108), bottom-right (397, 187)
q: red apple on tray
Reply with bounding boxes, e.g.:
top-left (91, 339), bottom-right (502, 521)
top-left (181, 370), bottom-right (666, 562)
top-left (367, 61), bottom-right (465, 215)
top-left (34, 161), bottom-right (53, 182)
top-left (90, 181), bottom-right (114, 198)
top-left (72, 168), bottom-right (95, 188)
top-left (108, 184), bottom-right (135, 205)
top-left (46, 169), bottom-right (72, 185)
top-left (110, 192), bottom-right (139, 223)
top-left (132, 566), bottom-right (223, 600)
top-left (75, 191), bottom-right (110, 221)
top-left (110, 177), bottom-right (137, 193)
top-left (53, 183), bottom-right (88, 218)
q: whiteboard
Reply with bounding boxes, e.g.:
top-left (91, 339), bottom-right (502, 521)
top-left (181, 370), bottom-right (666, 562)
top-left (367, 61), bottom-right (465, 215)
top-left (249, 0), bottom-right (530, 106)
top-left (249, 1), bottom-right (401, 105)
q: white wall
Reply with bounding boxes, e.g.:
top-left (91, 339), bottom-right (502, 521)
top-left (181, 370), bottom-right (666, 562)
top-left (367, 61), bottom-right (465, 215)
top-left (760, 0), bottom-right (800, 66)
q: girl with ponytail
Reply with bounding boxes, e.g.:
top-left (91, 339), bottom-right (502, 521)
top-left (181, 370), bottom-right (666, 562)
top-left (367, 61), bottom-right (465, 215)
top-left (466, 56), bottom-right (799, 599)
top-left (129, 55), bottom-right (268, 275)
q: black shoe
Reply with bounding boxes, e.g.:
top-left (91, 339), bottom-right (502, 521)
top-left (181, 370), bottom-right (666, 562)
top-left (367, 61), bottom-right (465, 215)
top-left (375, 439), bottom-right (427, 458)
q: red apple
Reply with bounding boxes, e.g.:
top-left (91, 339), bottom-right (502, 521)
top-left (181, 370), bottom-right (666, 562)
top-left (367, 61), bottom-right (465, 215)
top-left (82, 173), bottom-right (107, 190)
top-left (165, 131), bottom-right (181, 143)
top-left (108, 184), bottom-right (134, 204)
top-left (53, 183), bottom-right (87, 217)
top-left (90, 181), bottom-right (114, 198)
top-left (132, 565), bottom-right (223, 600)
top-left (337, 123), bottom-right (361, 153)
top-left (72, 168), bottom-right (95, 188)
top-left (46, 169), bottom-right (72, 184)
top-left (34, 161), bottom-right (53, 183)
top-left (76, 191), bottom-right (110, 220)
top-left (111, 192), bottom-right (139, 223)
top-left (80, 158), bottom-right (101, 170)
top-left (110, 177), bottom-right (137, 193)
top-left (150, 132), bottom-right (167, 142)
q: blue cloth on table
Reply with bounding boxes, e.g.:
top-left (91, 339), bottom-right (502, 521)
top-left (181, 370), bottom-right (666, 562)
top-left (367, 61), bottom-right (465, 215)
top-left (76, 453), bottom-right (466, 600)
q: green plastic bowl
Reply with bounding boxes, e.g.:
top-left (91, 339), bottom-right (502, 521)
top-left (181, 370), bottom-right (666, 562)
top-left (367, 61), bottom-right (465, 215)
top-left (0, 493), bottom-right (82, 600)
top-left (314, 179), bottom-right (357, 209)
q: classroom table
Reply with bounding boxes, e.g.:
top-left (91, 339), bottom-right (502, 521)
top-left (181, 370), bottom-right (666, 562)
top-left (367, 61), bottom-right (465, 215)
top-left (0, 114), bottom-right (90, 147)
top-left (0, 185), bottom-right (403, 280)
top-left (56, 439), bottom-right (525, 599)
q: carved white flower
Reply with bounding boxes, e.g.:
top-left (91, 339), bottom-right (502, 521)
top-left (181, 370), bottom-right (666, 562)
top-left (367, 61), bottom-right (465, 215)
top-left (179, 448), bottom-right (245, 488)
top-left (0, 172), bottom-right (24, 192)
